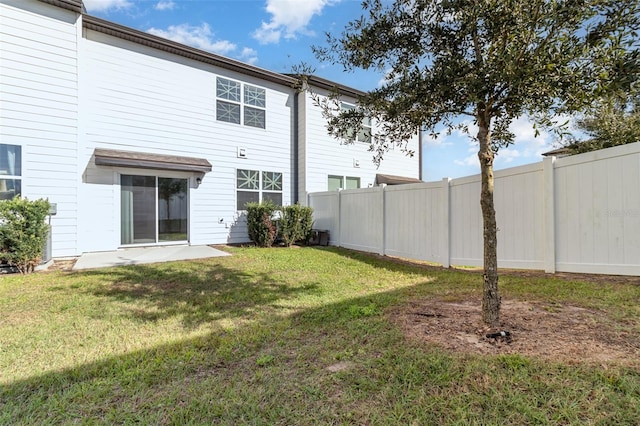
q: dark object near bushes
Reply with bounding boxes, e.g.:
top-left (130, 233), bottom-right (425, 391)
top-left (0, 197), bottom-right (51, 274)
top-left (246, 201), bottom-right (277, 247)
top-left (279, 204), bottom-right (314, 247)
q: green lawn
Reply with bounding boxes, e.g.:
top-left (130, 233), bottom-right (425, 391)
top-left (1, 247), bottom-right (639, 424)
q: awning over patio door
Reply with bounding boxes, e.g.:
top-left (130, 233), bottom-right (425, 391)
top-left (94, 148), bottom-right (212, 173)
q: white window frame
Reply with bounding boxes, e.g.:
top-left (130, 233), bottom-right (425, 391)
top-left (340, 102), bottom-right (371, 143)
top-left (216, 77), bottom-right (266, 129)
top-left (236, 169), bottom-right (283, 210)
top-left (0, 144), bottom-right (22, 200)
top-left (328, 175), bottom-right (361, 191)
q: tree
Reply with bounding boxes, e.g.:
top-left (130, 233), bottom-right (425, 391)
top-left (307, 0), bottom-right (639, 327)
top-left (565, 94), bottom-right (640, 154)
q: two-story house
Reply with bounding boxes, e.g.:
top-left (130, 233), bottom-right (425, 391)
top-left (0, 0), bottom-right (421, 258)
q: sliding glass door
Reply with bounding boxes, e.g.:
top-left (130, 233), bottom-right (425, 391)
top-left (121, 175), bottom-right (188, 245)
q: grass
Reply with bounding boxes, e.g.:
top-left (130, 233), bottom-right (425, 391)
top-left (1, 246), bottom-right (639, 424)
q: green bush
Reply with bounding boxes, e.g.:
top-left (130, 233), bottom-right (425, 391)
top-left (279, 204), bottom-right (314, 247)
top-left (246, 201), bottom-right (277, 247)
top-left (0, 197), bottom-right (51, 274)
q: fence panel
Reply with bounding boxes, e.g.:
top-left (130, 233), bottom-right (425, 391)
top-left (384, 182), bottom-right (445, 263)
top-left (308, 141), bottom-right (640, 276)
top-left (339, 187), bottom-right (384, 253)
top-left (554, 143), bottom-right (640, 275)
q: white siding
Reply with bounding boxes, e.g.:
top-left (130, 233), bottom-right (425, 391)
top-left (76, 31), bottom-right (294, 251)
top-left (0, 0), bottom-right (79, 257)
top-left (299, 89), bottom-right (420, 197)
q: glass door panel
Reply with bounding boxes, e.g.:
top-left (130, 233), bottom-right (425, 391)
top-left (158, 177), bottom-right (188, 242)
top-left (121, 175), bottom-right (188, 245)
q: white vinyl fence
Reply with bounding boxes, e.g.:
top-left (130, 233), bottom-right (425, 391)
top-left (308, 142), bottom-right (640, 276)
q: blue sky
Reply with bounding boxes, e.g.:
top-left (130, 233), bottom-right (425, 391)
top-left (84, 0), bottom-right (561, 181)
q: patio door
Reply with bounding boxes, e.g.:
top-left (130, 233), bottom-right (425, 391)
top-left (120, 175), bottom-right (188, 245)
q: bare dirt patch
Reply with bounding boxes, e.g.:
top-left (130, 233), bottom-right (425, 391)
top-left (390, 298), bottom-right (640, 366)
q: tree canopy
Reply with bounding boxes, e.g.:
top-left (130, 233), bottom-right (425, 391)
top-left (309, 0), bottom-right (639, 326)
top-left (565, 94), bottom-right (640, 154)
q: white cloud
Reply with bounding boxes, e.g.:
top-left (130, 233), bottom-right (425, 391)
top-left (154, 1), bottom-right (176, 11)
top-left (454, 153), bottom-right (478, 167)
top-left (147, 23), bottom-right (237, 56)
top-left (239, 47), bottom-right (259, 65)
top-left (253, 0), bottom-right (337, 44)
top-left (83, 0), bottom-right (132, 12)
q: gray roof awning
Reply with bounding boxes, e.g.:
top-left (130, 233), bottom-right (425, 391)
top-left (94, 149), bottom-right (212, 173)
top-left (375, 173), bottom-right (423, 185)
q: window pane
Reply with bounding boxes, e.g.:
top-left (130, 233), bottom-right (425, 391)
top-left (237, 191), bottom-right (259, 210)
top-left (244, 85), bottom-right (265, 107)
top-left (237, 169), bottom-right (259, 190)
top-left (158, 178), bottom-right (188, 242)
top-left (121, 175), bottom-right (156, 245)
top-left (217, 100), bottom-right (241, 124)
top-left (357, 127), bottom-right (371, 143)
top-left (0, 144), bottom-right (21, 176)
top-left (328, 175), bottom-right (343, 191)
top-left (0, 179), bottom-right (20, 200)
top-left (244, 106), bottom-right (265, 128)
top-left (263, 192), bottom-right (282, 206)
top-left (216, 77), bottom-right (240, 101)
top-left (262, 171), bottom-right (282, 191)
top-left (345, 176), bottom-right (360, 189)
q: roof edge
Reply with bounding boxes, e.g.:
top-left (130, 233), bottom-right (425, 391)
top-left (82, 15), bottom-right (298, 87)
top-left (289, 74), bottom-right (365, 98)
top-left (38, 0), bottom-right (83, 13)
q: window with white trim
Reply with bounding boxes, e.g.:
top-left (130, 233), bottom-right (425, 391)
top-left (217, 77), bottom-right (266, 129)
top-left (340, 103), bottom-right (371, 143)
top-left (0, 144), bottom-right (21, 200)
top-left (237, 169), bottom-right (282, 210)
top-left (328, 175), bottom-right (360, 191)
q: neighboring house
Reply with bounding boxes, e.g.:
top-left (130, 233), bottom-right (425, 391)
top-left (0, 0), bottom-right (421, 258)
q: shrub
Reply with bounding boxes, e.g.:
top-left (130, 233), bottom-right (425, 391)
top-left (279, 204), bottom-right (314, 247)
top-left (0, 197), bottom-right (51, 274)
top-left (246, 201), bottom-right (277, 247)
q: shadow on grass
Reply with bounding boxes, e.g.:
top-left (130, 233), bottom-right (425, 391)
top-left (2, 259), bottom-right (639, 424)
top-left (76, 260), bottom-right (320, 329)
top-left (0, 284), bottom-right (420, 424)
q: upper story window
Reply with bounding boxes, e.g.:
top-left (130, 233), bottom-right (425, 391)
top-left (0, 144), bottom-right (21, 200)
top-left (340, 103), bottom-right (371, 143)
top-left (216, 77), bottom-right (266, 129)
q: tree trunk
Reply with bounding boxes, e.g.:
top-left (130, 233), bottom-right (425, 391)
top-left (477, 111), bottom-right (500, 328)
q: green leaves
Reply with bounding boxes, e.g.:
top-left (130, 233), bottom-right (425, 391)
top-left (0, 197), bottom-right (51, 273)
top-left (311, 0), bottom-right (639, 148)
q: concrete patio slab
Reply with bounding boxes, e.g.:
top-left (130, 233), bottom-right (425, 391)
top-left (73, 245), bottom-right (230, 270)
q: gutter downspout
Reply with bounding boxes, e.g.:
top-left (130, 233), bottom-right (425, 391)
top-left (419, 130), bottom-right (423, 180)
top-left (292, 88), bottom-right (299, 204)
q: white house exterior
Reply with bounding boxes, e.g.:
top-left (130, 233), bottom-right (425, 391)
top-left (0, 0), bottom-right (421, 258)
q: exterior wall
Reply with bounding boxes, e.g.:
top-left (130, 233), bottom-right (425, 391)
top-left (76, 30), bottom-right (295, 252)
top-left (1, 0), bottom-right (418, 257)
top-left (0, 0), bottom-right (80, 257)
top-left (299, 88), bottom-right (420, 199)
top-left (309, 141), bottom-right (640, 276)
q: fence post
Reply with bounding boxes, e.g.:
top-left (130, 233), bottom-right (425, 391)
top-left (543, 156), bottom-right (556, 273)
top-left (442, 177), bottom-right (451, 268)
top-left (380, 184), bottom-right (386, 256)
top-left (336, 190), bottom-right (342, 247)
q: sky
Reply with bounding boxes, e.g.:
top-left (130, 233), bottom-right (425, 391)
top-left (83, 0), bottom-right (562, 181)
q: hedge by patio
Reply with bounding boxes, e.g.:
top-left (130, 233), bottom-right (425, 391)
top-left (0, 197), bottom-right (51, 273)
top-left (246, 202), bottom-right (313, 247)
